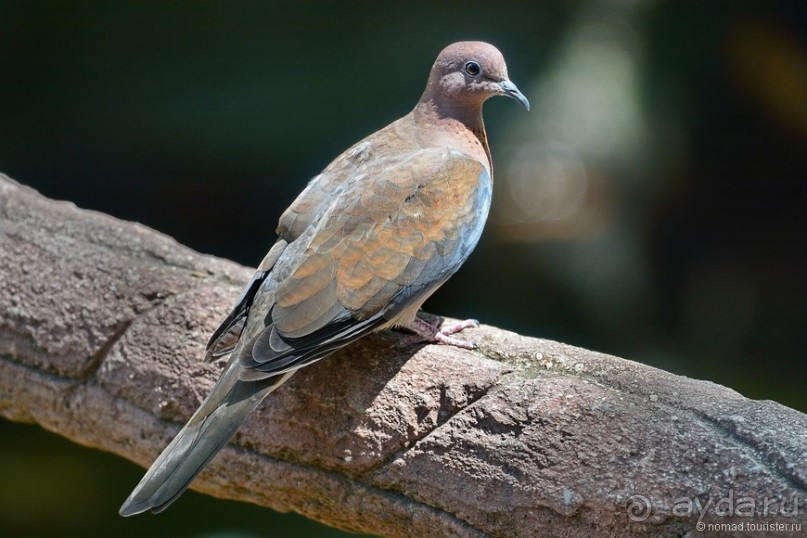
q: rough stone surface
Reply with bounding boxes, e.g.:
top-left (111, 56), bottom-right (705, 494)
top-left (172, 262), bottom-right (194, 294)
top-left (1, 173), bottom-right (805, 537)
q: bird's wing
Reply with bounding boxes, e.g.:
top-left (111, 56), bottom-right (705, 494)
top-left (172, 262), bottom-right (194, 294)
top-left (235, 147), bottom-right (491, 379)
top-left (203, 130), bottom-right (409, 362)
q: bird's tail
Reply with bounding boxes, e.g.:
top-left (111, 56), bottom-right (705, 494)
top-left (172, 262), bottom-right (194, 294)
top-left (119, 358), bottom-right (294, 516)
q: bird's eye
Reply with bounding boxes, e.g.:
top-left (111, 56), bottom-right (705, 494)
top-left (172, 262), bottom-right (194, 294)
top-left (463, 61), bottom-right (482, 77)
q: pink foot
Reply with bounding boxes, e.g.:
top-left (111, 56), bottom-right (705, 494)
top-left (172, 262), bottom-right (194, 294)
top-left (401, 316), bottom-right (480, 349)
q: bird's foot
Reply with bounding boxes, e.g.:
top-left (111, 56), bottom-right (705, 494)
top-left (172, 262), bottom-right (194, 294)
top-left (400, 316), bottom-right (480, 349)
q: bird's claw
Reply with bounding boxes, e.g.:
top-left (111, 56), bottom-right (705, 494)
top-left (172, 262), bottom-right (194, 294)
top-left (399, 316), bottom-right (480, 349)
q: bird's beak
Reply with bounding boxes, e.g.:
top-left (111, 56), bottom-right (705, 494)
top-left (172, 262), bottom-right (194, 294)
top-left (499, 80), bottom-right (530, 111)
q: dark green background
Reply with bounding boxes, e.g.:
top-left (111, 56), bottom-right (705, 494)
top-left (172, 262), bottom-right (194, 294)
top-left (1, 1), bottom-right (804, 536)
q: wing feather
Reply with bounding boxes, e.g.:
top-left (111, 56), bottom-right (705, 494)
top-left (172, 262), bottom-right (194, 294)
top-left (208, 147), bottom-right (490, 382)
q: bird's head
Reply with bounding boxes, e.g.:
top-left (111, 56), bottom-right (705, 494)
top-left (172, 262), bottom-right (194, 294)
top-left (422, 41), bottom-right (530, 112)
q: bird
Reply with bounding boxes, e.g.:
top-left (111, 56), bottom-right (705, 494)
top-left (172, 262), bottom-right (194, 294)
top-left (119, 40), bottom-right (529, 516)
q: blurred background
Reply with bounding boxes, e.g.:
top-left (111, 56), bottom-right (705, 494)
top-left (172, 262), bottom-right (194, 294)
top-left (1, 0), bottom-right (804, 536)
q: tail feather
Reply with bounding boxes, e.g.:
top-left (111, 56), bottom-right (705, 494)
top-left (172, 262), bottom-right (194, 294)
top-left (119, 365), bottom-right (293, 516)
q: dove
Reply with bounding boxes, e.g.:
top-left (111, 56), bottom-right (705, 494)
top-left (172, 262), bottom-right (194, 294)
top-left (120, 40), bottom-right (529, 516)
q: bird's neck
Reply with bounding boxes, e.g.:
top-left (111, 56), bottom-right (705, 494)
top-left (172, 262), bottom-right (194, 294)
top-left (412, 98), bottom-right (492, 174)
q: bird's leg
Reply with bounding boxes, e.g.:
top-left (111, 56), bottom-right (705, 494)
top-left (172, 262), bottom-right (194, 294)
top-left (400, 315), bottom-right (480, 349)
